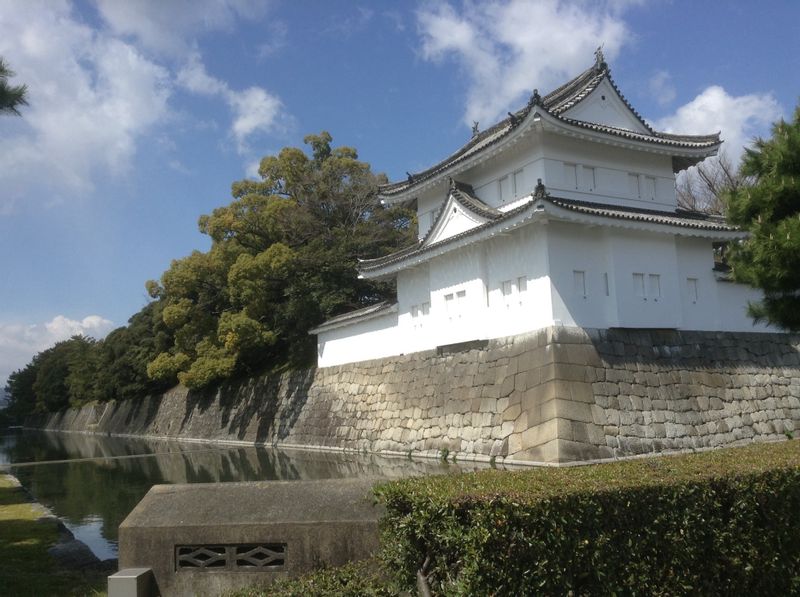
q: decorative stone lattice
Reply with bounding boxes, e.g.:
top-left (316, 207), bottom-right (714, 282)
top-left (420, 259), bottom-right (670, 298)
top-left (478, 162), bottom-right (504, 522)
top-left (176, 543), bottom-right (286, 571)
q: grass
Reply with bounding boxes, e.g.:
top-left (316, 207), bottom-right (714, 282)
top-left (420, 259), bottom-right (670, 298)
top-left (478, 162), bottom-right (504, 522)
top-left (0, 474), bottom-right (107, 597)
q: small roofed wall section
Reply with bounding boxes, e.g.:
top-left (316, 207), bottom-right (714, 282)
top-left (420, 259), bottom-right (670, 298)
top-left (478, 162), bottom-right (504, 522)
top-left (316, 308), bottom-right (399, 368)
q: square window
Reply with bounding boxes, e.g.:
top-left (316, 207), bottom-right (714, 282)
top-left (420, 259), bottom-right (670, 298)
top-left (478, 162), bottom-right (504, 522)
top-left (421, 302), bottom-right (430, 316)
top-left (517, 276), bottom-right (527, 293)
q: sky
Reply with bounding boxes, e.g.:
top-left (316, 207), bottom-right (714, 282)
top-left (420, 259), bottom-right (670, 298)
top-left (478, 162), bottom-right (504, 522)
top-left (0, 0), bottom-right (798, 388)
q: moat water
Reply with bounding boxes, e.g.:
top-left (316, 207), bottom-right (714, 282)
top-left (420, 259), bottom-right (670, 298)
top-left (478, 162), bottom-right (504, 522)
top-left (0, 429), bottom-right (480, 560)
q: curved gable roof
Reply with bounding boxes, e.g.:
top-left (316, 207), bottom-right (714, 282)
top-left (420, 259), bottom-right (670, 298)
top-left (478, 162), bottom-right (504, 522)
top-left (380, 56), bottom-right (720, 201)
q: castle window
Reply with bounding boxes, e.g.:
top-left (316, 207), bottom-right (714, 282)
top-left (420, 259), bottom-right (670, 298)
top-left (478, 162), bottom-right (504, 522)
top-left (628, 173), bottom-right (640, 198)
top-left (643, 176), bottom-right (656, 200)
top-left (603, 272), bottom-right (610, 296)
top-left (512, 169), bottom-right (524, 198)
top-left (583, 167), bottom-right (595, 192)
top-left (648, 274), bottom-right (661, 301)
top-left (687, 278), bottom-right (698, 303)
top-left (498, 175), bottom-right (511, 202)
top-left (573, 270), bottom-right (586, 297)
top-left (633, 273), bottom-right (645, 298)
top-left (564, 163), bottom-right (578, 189)
top-left (517, 276), bottom-right (527, 294)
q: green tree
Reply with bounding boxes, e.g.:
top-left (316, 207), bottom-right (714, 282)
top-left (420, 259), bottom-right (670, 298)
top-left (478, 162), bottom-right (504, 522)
top-left (724, 105), bottom-right (800, 330)
top-left (0, 57), bottom-right (28, 116)
top-left (147, 132), bottom-right (414, 389)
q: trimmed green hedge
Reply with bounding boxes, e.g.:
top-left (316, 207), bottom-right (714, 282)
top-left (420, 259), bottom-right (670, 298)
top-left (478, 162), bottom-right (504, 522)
top-left (374, 441), bottom-right (800, 596)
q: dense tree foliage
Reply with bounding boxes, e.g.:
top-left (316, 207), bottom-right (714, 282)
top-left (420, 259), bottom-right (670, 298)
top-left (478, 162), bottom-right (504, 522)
top-left (724, 105), bottom-right (800, 330)
top-left (4, 133), bottom-right (414, 414)
top-left (146, 132), bottom-right (413, 388)
top-left (0, 57), bottom-right (28, 116)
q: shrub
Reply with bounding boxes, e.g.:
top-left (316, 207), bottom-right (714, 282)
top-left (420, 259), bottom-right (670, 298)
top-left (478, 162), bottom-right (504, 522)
top-left (374, 441), bottom-right (800, 596)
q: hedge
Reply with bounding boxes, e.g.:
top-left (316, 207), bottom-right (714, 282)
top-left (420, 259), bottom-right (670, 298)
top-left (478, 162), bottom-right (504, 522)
top-left (374, 440), bottom-right (800, 596)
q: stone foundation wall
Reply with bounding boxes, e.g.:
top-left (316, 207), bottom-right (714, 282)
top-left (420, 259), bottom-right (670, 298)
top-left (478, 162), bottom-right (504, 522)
top-left (37, 327), bottom-right (800, 465)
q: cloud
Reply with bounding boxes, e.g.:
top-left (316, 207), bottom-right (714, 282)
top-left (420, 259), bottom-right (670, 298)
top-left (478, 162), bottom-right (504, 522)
top-left (0, 1), bottom-right (171, 207)
top-left (177, 53), bottom-right (286, 153)
top-left (416, 0), bottom-right (632, 127)
top-left (0, 1), bottom-right (286, 210)
top-left (648, 70), bottom-right (676, 106)
top-left (655, 85), bottom-right (782, 164)
top-left (0, 314), bottom-right (114, 387)
top-left (94, 0), bottom-right (271, 57)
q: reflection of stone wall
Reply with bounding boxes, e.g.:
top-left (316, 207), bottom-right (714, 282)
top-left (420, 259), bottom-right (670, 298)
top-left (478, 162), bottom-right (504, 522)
top-left (37, 327), bottom-right (800, 464)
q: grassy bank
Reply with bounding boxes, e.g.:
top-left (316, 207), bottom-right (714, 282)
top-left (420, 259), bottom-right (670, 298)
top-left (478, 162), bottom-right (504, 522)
top-left (0, 474), bottom-right (107, 597)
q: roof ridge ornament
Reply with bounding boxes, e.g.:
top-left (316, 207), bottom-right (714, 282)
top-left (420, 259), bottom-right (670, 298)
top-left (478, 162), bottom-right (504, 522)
top-left (406, 171), bottom-right (414, 183)
top-left (507, 111), bottom-right (518, 125)
top-left (528, 88), bottom-right (542, 108)
top-left (533, 178), bottom-right (549, 199)
top-left (471, 121), bottom-right (480, 137)
top-left (594, 45), bottom-right (607, 71)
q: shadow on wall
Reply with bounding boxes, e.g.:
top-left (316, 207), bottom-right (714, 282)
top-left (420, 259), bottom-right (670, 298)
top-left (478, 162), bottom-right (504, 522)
top-left (181, 369), bottom-right (316, 443)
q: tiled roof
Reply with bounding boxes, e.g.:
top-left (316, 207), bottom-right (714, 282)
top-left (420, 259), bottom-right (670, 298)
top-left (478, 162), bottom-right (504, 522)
top-left (546, 197), bottom-right (736, 231)
top-left (380, 58), bottom-right (720, 198)
top-left (360, 194), bottom-right (739, 274)
top-left (449, 179), bottom-right (502, 220)
top-left (309, 301), bottom-right (396, 333)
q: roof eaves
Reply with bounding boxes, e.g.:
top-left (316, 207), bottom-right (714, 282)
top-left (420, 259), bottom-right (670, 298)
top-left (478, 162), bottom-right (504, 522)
top-left (309, 301), bottom-right (398, 334)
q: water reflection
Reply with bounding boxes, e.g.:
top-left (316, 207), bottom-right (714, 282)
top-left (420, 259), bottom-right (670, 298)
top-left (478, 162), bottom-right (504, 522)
top-left (1, 430), bottom-right (484, 559)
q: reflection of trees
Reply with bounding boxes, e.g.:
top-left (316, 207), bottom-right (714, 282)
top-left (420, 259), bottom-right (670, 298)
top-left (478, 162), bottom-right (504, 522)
top-left (5, 431), bottom-right (483, 551)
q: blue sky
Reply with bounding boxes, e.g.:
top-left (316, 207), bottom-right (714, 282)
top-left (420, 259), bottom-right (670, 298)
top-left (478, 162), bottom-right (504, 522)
top-left (0, 0), bottom-right (797, 386)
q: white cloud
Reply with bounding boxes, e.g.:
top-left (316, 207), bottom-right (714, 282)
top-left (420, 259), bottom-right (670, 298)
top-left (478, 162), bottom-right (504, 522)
top-left (0, 315), bottom-right (114, 387)
top-left (655, 85), bottom-right (782, 164)
top-left (0, 1), bottom-right (287, 211)
top-left (0, 1), bottom-right (171, 207)
top-left (649, 70), bottom-right (676, 106)
top-left (94, 0), bottom-right (271, 57)
top-left (177, 53), bottom-right (286, 154)
top-left (416, 0), bottom-right (631, 127)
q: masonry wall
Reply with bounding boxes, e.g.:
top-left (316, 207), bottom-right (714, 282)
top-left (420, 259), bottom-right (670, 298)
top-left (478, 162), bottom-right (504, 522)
top-left (37, 327), bottom-right (800, 465)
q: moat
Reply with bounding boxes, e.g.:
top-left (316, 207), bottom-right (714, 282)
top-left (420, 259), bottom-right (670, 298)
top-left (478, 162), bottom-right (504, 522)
top-left (0, 429), bottom-right (475, 560)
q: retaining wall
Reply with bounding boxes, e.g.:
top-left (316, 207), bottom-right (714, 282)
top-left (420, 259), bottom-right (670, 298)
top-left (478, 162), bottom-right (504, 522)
top-left (37, 327), bottom-right (800, 464)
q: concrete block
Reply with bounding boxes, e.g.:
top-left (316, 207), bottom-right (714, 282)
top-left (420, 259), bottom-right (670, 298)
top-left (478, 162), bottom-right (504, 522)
top-left (108, 568), bottom-right (155, 597)
top-left (119, 478), bottom-right (384, 597)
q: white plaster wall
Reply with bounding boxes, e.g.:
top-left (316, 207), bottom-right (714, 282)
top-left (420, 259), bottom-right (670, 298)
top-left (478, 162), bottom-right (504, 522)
top-left (547, 222), bottom-right (615, 328)
top-left (716, 280), bottom-right (770, 332)
top-left (540, 133), bottom-right (677, 210)
top-left (316, 310), bottom-right (400, 367)
top-left (561, 79), bottom-right (650, 134)
top-left (397, 264), bottom-right (435, 354)
top-left (675, 237), bottom-right (722, 330)
top-left (428, 244), bottom-right (489, 344)
top-left (485, 224), bottom-right (554, 337)
top-left (608, 230), bottom-right (681, 328)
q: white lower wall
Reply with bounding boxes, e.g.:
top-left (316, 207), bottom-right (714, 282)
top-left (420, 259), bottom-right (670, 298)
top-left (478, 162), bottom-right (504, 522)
top-left (316, 310), bottom-right (400, 367)
top-left (316, 221), bottom-right (768, 367)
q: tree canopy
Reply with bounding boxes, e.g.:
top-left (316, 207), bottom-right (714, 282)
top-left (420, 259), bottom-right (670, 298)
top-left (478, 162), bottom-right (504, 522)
top-left (724, 105), bottom-right (800, 330)
top-left (0, 57), bottom-right (28, 116)
top-left (4, 132), bottom-right (414, 416)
